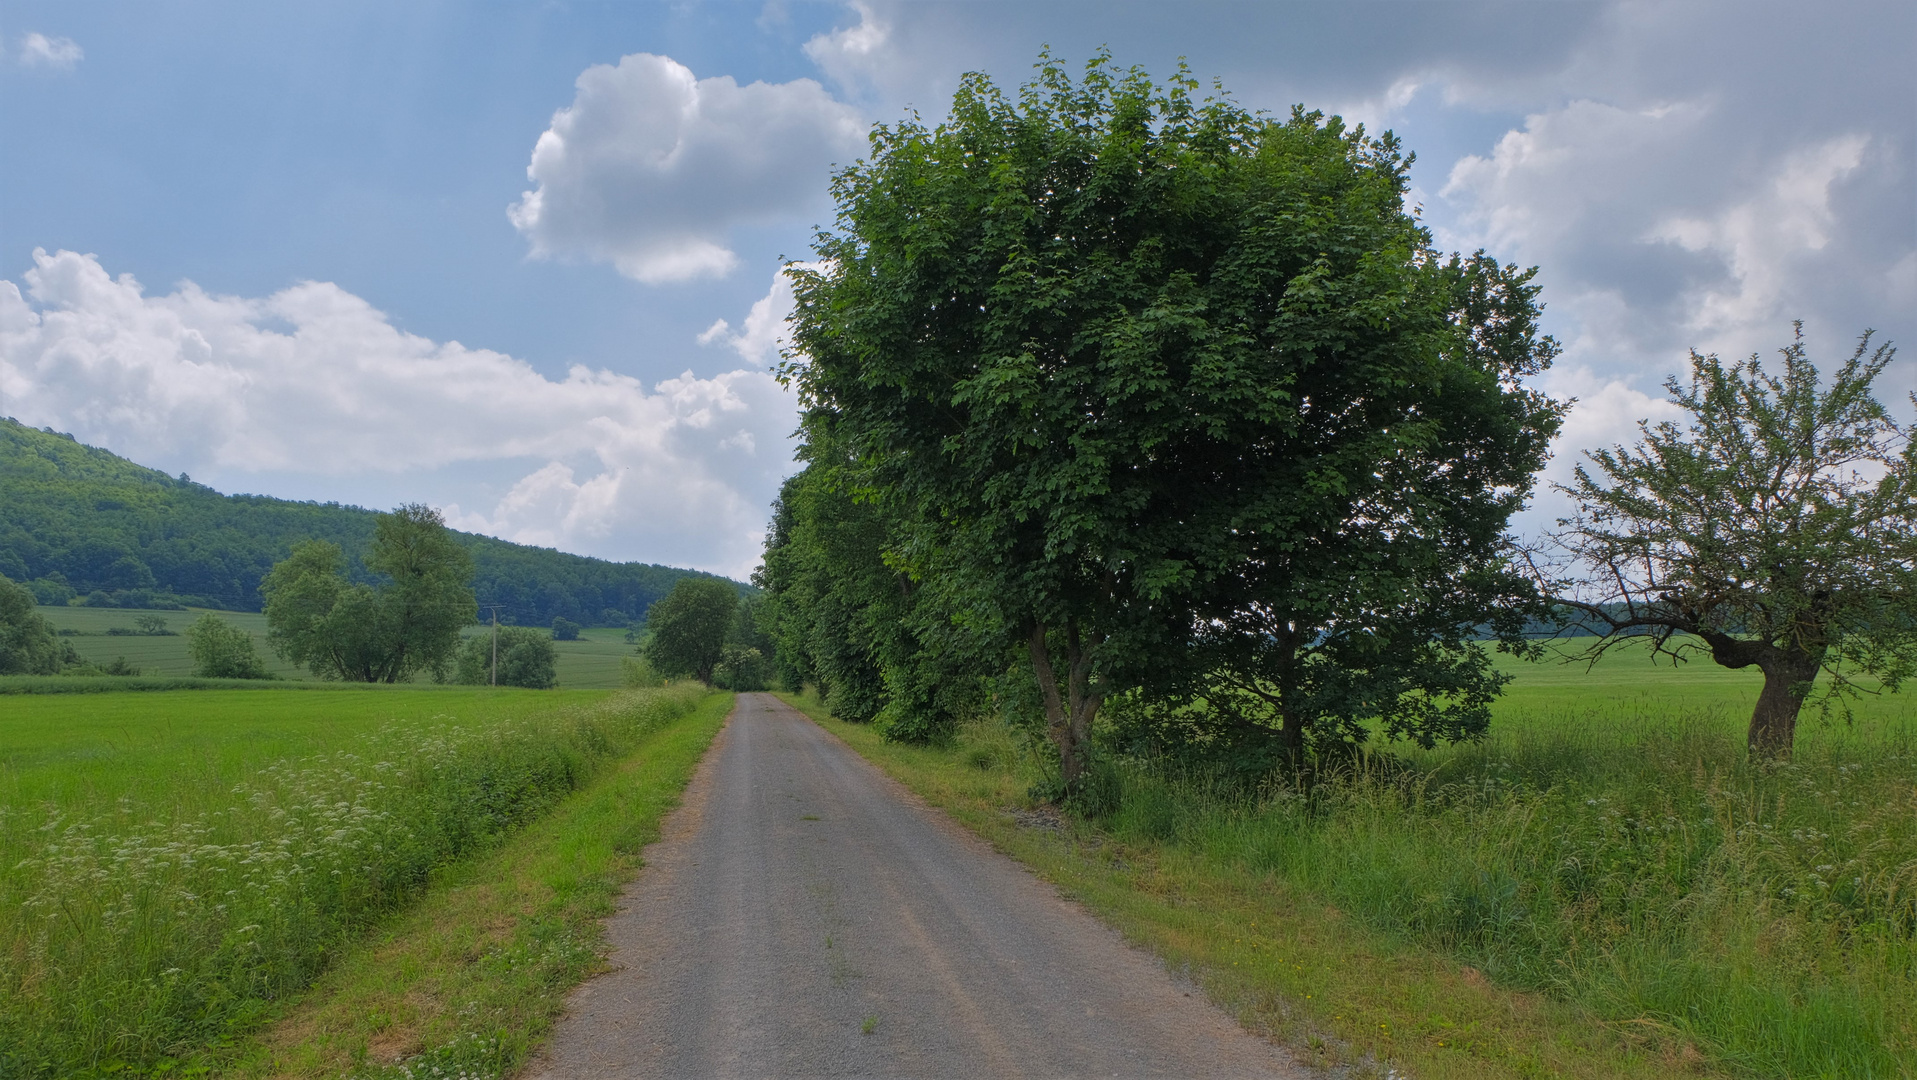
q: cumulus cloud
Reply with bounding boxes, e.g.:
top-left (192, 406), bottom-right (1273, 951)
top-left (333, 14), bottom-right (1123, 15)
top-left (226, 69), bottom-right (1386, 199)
top-left (508, 52), bottom-right (866, 284)
top-left (803, 2), bottom-right (891, 96)
top-left (0, 249), bottom-right (797, 576)
top-left (17, 31), bottom-right (82, 70)
top-left (696, 263), bottom-right (811, 366)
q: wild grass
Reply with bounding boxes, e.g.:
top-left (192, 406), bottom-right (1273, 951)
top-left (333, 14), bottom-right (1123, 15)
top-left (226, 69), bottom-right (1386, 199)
top-left (0, 684), bottom-right (708, 1078)
top-left (792, 643), bottom-right (1917, 1079)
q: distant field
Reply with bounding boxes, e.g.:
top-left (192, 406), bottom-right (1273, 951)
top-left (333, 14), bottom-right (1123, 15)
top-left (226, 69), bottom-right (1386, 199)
top-left (36, 606), bottom-right (639, 688)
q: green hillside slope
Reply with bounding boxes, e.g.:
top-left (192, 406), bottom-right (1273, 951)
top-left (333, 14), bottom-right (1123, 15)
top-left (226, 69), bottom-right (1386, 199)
top-left (0, 417), bottom-right (740, 625)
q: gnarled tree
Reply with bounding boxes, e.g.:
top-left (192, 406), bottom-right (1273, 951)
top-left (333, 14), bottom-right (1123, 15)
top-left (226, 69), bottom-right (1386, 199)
top-left (1547, 325), bottom-right (1916, 757)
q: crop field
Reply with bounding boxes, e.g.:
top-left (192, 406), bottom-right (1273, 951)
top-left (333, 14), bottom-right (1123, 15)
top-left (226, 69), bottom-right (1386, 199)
top-left (808, 642), bottom-right (1917, 1079)
top-left (0, 683), bottom-right (709, 1077)
top-left (37, 606), bottom-right (640, 688)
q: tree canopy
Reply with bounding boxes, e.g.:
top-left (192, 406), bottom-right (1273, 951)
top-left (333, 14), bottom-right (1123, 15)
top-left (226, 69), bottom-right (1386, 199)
top-left (261, 504), bottom-right (477, 682)
top-left (644, 578), bottom-right (740, 685)
top-left (780, 54), bottom-right (1562, 785)
top-left (1545, 324), bottom-right (1914, 756)
top-left (185, 613), bottom-right (270, 679)
top-left (0, 573), bottom-right (67, 675)
top-left (454, 625), bottom-right (557, 688)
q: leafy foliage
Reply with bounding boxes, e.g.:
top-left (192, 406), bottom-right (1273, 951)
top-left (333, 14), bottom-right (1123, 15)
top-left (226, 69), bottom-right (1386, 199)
top-left (643, 578), bottom-right (739, 684)
top-left (550, 616), bottom-right (581, 641)
top-left (0, 417), bottom-right (735, 623)
top-left (184, 613), bottom-right (269, 679)
top-left (781, 54), bottom-right (1560, 781)
top-left (1544, 324), bottom-right (1916, 755)
top-left (261, 505), bottom-right (476, 682)
top-left (454, 626), bottom-right (558, 688)
top-left (0, 573), bottom-right (66, 675)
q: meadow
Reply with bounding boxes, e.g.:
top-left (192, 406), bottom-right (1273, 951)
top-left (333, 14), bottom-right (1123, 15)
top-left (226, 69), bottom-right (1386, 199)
top-left (800, 642), bottom-right (1917, 1079)
top-left (37, 605), bottom-right (639, 688)
top-left (0, 682), bottom-right (711, 1078)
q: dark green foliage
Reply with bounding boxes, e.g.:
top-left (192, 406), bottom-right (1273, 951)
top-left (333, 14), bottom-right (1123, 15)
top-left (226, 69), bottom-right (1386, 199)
top-left (185, 613), bottom-right (269, 679)
top-left (0, 573), bottom-right (66, 675)
top-left (131, 614), bottom-right (174, 635)
top-left (1549, 325), bottom-right (1917, 756)
top-left (550, 616), bottom-right (581, 641)
top-left (783, 54), bottom-right (1560, 780)
top-left (643, 578), bottom-right (738, 685)
top-left (261, 506), bottom-right (477, 682)
top-left (0, 417), bottom-right (734, 623)
top-left (454, 626), bottom-right (558, 688)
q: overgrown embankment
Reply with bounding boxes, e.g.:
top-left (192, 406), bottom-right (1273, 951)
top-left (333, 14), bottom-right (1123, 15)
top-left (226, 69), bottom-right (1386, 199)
top-left (0, 685), bottom-right (711, 1078)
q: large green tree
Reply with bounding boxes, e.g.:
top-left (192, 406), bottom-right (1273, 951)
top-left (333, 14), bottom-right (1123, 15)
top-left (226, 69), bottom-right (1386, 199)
top-left (0, 573), bottom-right (67, 675)
top-left (185, 613), bottom-right (270, 679)
top-left (644, 578), bottom-right (739, 685)
top-left (1547, 325), bottom-right (1915, 757)
top-left (260, 504), bottom-right (476, 682)
top-left (786, 55), bottom-right (1561, 784)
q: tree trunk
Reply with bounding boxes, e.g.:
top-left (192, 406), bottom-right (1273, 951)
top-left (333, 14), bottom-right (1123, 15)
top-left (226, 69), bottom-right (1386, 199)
top-left (1028, 621), bottom-right (1102, 792)
top-left (1749, 651), bottom-right (1820, 759)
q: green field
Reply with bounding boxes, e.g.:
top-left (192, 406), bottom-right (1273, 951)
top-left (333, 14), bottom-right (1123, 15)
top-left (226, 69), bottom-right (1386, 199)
top-left (37, 605), bottom-right (641, 688)
top-left (0, 683), bottom-right (709, 1077)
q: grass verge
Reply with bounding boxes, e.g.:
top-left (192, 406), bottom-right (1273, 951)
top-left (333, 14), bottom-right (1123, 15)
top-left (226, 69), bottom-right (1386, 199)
top-left (229, 689), bottom-right (733, 1078)
top-left (781, 690), bottom-right (1708, 1080)
top-left (1, 687), bottom-right (717, 1077)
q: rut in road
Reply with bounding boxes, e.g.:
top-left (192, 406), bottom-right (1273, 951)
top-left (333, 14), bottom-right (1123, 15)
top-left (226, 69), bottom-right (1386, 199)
top-left (530, 693), bottom-right (1315, 1079)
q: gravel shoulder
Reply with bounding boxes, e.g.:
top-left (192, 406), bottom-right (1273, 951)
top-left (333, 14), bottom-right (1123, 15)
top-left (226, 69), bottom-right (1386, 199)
top-left (529, 693), bottom-right (1315, 1079)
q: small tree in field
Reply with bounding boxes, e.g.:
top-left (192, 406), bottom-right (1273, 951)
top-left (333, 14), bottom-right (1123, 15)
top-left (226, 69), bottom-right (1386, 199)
top-left (186, 613), bottom-right (269, 679)
top-left (1548, 325), bottom-right (1916, 757)
top-left (644, 578), bottom-right (737, 685)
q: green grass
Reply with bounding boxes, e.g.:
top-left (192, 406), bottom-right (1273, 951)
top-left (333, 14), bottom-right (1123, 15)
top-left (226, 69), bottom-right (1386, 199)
top-left (0, 683), bottom-right (712, 1077)
top-left (234, 689), bottom-right (733, 1078)
top-left (790, 642), bottom-right (1917, 1080)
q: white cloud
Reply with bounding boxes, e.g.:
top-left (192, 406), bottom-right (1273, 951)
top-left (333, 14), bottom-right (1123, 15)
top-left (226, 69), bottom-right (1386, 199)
top-left (508, 52), bottom-right (866, 284)
top-left (696, 263), bottom-right (810, 366)
top-left (17, 31), bottom-right (82, 70)
top-left (803, 1), bottom-right (891, 96)
top-left (0, 249), bottom-right (797, 576)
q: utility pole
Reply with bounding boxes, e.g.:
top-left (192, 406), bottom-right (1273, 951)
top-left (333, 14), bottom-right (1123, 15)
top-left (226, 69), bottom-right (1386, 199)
top-left (489, 606), bottom-right (499, 687)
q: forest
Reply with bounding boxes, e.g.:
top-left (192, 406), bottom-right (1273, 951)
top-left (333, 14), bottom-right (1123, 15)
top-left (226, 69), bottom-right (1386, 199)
top-left (0, 417), bottom-right (738, 625)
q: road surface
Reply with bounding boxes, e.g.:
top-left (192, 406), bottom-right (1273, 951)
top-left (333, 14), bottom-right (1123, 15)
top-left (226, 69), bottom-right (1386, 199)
top-left (530, 692), bottom-right (1313, 1079)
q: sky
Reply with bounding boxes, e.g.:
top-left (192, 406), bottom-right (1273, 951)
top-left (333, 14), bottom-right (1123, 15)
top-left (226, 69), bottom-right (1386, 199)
top-left (1, 1), bottom-right (1911, 579)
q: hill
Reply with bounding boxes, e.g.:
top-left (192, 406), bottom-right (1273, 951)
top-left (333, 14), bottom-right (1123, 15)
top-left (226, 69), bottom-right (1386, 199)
top-left (0, 417), bottom-right (739, 626)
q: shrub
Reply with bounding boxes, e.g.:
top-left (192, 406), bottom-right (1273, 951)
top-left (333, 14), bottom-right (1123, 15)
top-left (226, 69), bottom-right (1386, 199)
top-left (0, 574), bottom-right (65, 675)
top-left (454, 626), bottom-right (557, 688)
top-left (551, 616), bottom-right (581, 641)
top-left (185, 613), bottom-right (270, 679)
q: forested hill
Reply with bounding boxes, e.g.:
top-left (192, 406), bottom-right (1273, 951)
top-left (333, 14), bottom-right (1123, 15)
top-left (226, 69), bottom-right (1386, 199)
top-left (0, 418), bottom-right (740, 625)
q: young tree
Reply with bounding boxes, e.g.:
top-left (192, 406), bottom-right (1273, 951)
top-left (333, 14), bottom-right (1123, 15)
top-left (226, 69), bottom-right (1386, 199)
top-left (1547, 325), bottom-right (1915, 757)
top-left (261, 504), bottom-right (476, 681)
top-left (786, 55), bottom-right (1561, 784)
top-left (644, 578), bottom-right (738, 684)
top-left (551, 616), bottom-right (581, 641)
top-left (453, 625), bottom-right (556, 688)
top-left (185, 613), bottom-right (269, 679)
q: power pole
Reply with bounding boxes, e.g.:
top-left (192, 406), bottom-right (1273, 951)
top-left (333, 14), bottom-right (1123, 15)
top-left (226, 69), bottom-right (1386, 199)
top-left (490, 606), bottom-right (499, 687)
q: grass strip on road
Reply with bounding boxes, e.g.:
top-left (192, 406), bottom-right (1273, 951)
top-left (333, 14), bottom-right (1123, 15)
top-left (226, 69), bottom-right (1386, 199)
top-left (781, 691), bottom-right (1695, 1080)
top-left (233, 690), bottom-right (733, 1078)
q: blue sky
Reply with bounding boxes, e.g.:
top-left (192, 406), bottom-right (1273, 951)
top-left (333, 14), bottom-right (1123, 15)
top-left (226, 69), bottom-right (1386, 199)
top-left (2, 1), bottom-right (1912, 577)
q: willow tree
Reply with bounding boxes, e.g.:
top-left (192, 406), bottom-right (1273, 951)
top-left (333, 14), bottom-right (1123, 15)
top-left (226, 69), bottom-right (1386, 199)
top-left (1549, 325), bottom-right (1916, 757)
top-left (786, 54), bottom-right (1562, 788)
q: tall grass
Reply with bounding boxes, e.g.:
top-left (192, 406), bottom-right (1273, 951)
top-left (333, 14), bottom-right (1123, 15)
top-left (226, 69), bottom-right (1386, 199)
top-left (1091, 706), bottom-right (1917, 1077)
top-left (0, 685), bottom-right (708, 1078)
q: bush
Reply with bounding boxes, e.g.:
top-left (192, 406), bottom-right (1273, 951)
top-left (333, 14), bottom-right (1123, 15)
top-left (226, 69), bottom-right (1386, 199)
top-left (185, 613), bottom-right (271, 679)
top-left (713, 644), bottom-right (771, 691)
top-left (620, 655), bottom-right (666, 688)
top-left (454, 626), bottom-right (557, 689)
top-left (551, 616), bottom-right (581, 641)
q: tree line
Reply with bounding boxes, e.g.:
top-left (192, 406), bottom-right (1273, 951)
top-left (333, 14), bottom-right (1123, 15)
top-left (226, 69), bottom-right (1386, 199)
top-left (754, 54), bottom-right (1913, 787)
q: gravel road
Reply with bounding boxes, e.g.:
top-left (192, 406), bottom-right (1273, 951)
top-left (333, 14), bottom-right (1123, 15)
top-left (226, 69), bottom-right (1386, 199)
top-left (529, 693), bottom-right (1313, 1079)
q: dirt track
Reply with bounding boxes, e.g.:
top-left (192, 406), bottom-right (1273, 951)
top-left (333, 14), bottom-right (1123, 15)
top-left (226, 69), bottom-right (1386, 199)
top-left (530, 693), bottom-right (1312, 1079)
